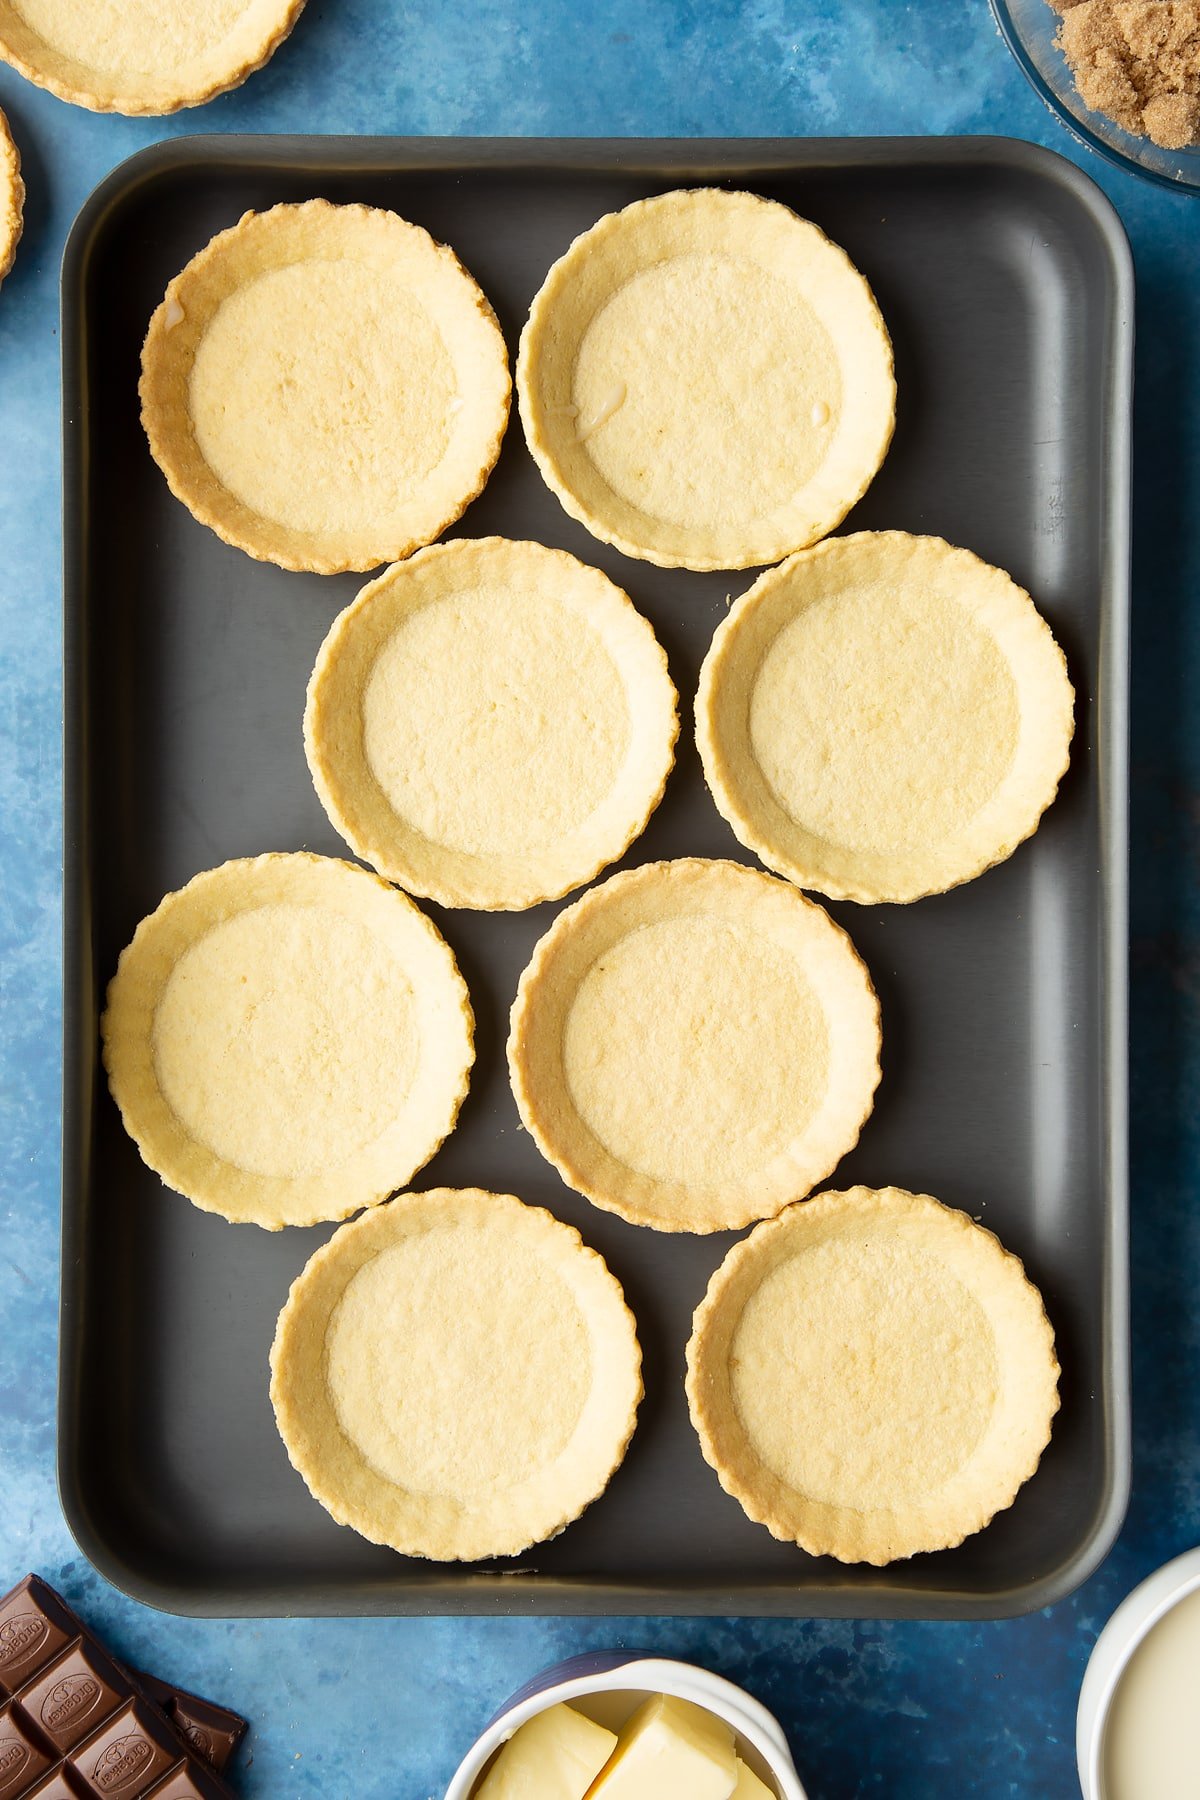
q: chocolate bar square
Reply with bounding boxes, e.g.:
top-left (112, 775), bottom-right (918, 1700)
top-left (0, 1701), bottom-right (53, 1796)
top-left (23, 1770), bottom-right (91, 1799)
top-left (0, 1581), bottom-right (76, 1697)
top-left (141, 1765), bottom-right (228, 1800)
top-left (71, 1700), bottom-right (180, 1798)
top-left (132, 1679), bottom-right (244, 1774)
top-left (19, 1642), bottom-right (131, 1754)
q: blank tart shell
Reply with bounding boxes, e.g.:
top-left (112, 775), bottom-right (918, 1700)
top-left (305, 536), bottom-right (679, 910)
top-left (269, 1188), bottom-right (642, 1561)
top-left (101, 853), bottom-right (474, 1230)
top-left (508, 858), bottom-right (881, 1233)
top-left (140, 201), bottom-right (511, 573)
top-left (0, 107), bottom-right (22, 285)
top-left (686, 1186), bottom-right (1060, 1564)
top-left (697, 531), bottom-right (1075, 903)
top-left (0, 0), bottom-right (307, 115)
top-left (517, 187), bottom-right (895, 570)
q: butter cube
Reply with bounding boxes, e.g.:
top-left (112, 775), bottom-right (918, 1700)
top-left (476, 1702), bottom-right (618, 1800)
top-left (583, 1694), bottom-right (737, 1799)
top-left (732, 1757), bottom-right (777, 1799)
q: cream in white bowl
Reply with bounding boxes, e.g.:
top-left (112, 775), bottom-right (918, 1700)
top-left (445, 1655), bottom-right (807, 1800)
top-left (1077, 1546), bottom-right (1200, 1800)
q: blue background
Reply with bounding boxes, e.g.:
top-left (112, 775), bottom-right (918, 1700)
top-left (1, 2), bottom-right (1197, 1795)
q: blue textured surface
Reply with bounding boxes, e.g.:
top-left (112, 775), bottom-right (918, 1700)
top-left (0, 3), bottom-right (1197, 1796)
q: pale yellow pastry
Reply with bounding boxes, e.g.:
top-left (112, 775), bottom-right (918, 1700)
top-left (269, 1188), bottom-right (642, 1560)
top-left (697, 532), bottom-right (1075, 903)
top-left (517, 187), bottom-right (895, 571)
top-left (0, 0), bottom-right (306, 114)
top-left (305, 537), bottom-right (678, 910)
top-left (140, 201), bottom-right (510, 573)
top-left (101, 853), bottom-right (473, 1229)
top-left (0, 107), bottom-right (22, 285)
top-left (686, 1186), bottom-right (1060, 1565)
top-left (508, 858), bottom-right (880, 1233)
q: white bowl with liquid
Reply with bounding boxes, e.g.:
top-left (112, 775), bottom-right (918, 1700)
top-left (444, 1653), bottom-right (808, 1799)
top-left (1077, 1546), bottom-right (1200, 1800)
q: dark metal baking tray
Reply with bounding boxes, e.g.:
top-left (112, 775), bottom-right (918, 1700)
top-left (60, 136), bottom-right (1131, 1618)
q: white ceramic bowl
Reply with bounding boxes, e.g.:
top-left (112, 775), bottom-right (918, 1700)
top-left (1077, 1545), bottom-right (1200, 1799)
top-left (445, 1653), bottom-right (808, 1799)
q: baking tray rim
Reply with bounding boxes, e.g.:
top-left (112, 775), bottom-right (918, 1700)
top-left (58, 132), bottom-right (1132, 1620)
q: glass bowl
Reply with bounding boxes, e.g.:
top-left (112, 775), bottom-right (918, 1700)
top-left (990, 0), bottom-right (1200, 193)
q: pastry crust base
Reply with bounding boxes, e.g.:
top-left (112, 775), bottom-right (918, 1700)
top-left (0, 0), bottom-right (307, 115)
top-left (305, 537), bottom-right (679, 910)
top-left (697, 532), bottom-right (1075, 903)
top-left (508, 858), bottom-right (881, 1233)
top-left (0, 107), bottom-right (23, 285)
top-left (686, 1186), bottom-right (1060, 1564)
top-left (269, 1188), bottom-right (642, 1560)
top-left (517, 187), bottom-right (895, 570)
top-left (140, 201), bottom-right (510, 572)
top-left (101, 853), bottom-right (474, 1229)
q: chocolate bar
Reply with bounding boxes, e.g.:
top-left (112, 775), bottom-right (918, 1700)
top-left (0, 1578), bottom-right (244, 1799)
